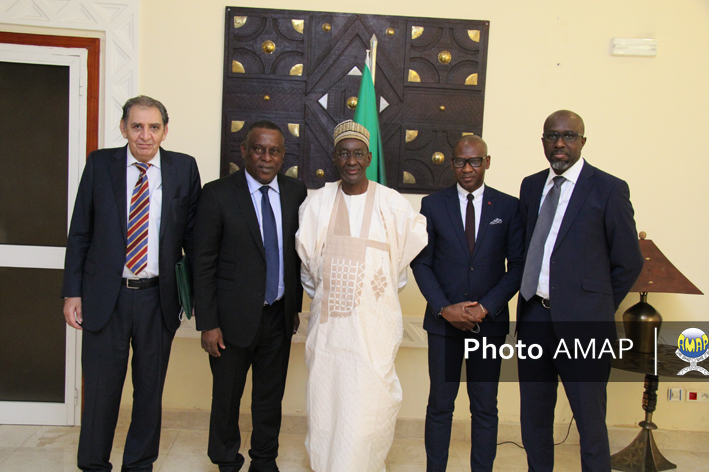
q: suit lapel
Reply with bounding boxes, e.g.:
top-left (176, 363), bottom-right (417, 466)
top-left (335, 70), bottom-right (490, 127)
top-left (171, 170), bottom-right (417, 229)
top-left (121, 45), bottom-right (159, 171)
top-left (525, 172), bottom-right (546, 248)
top-left (553, 162), bottom-right (595, 251)
top-left (444, 185), bottom-right (469, 257)
top-left (159, 148), bottom-right (175, 240)
top-left (232, 170), bottom-right (266, 259)
top-left (278, 174), bottom-right (294, 241)
top-left (472, 186), bottom-right (495, 259)
top-left (109, 146), bottom-right (128, 242)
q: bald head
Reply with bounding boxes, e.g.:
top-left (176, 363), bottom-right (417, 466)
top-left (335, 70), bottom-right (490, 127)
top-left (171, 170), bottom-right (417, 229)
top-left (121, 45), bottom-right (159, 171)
top-left (454, 135), bottom-right (487, 156)
top-left (542, 109), bottom-right (587, 175)
top-left (452, 134), bottom-right (489, 192)
top-left (544, 110), bottom-right (585, 135)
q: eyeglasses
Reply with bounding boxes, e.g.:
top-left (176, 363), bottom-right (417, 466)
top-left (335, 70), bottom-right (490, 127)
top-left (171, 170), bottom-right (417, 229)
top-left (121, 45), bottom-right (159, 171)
top-left (452, 156), bottom-right (487, 168)
top-left (336, 150), bottom-right (367, 160)
top-left (542, 131), bottom-right (583, 143)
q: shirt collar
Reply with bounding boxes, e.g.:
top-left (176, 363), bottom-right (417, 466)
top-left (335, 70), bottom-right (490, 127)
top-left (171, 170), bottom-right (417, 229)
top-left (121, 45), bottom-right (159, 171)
top-left (545, 157), bottom-right (584, 186)
top-left (126, 147), bottom-right (161, 169)
top-left (245, 170), bottom-right (280, 195)
top-left (457, 182), bottom-right (485, 202)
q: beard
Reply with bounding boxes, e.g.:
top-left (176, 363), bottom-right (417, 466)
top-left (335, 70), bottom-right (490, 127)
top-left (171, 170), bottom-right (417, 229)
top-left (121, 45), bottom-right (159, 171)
top-left (550, 160), bottom-right (571, 172)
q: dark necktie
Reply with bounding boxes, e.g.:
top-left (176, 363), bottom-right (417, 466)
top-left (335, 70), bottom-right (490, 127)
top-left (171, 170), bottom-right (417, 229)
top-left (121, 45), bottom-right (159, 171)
top-left (520, 176), bottom-right (565, 300)
top-left (126, 162), bottom-right (150, 275)
top-left (260, 186), bottom-right (279, 304)
top-left (465, 193), bottom-right (476, 255)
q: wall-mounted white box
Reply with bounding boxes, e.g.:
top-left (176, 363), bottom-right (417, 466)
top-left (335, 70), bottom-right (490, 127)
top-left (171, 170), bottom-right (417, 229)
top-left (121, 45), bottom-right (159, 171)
top-left (611, 38), bottom-right (658, 57)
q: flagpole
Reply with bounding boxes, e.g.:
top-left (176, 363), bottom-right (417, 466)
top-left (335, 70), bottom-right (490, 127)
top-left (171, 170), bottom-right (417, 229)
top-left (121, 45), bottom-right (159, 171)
top-left (369, 34), bottom-right (378, 86)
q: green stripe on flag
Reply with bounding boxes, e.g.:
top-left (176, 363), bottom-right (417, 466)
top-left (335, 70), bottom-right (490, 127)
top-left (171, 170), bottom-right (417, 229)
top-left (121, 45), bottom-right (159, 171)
top-left (354, 63), bottom-right (386, 185)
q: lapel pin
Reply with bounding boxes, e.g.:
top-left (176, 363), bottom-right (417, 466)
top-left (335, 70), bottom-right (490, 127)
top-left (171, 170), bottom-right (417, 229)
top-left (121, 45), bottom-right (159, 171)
top-left (487, 201), bottom-right (491, 205)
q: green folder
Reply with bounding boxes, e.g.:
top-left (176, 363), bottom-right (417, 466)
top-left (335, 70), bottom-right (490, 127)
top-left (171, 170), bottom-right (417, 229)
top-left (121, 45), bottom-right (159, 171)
top-left (175, 255), bottom-right (193, 320)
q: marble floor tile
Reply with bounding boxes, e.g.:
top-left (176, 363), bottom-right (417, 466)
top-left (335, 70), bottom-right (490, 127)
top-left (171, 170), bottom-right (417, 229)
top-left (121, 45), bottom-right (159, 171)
top-left (387, 438), bottom-right (427, 464)
top-left (0, 425), bottom-right (41, 448)
top-left (490, 444), bottom-right (528, 470)
top-left (166, 429), bottom-right (211, 458)
top-left (551, 445), bottom-right (582, 471)
top-left (21, 426), bottom-right (80, 449)
top-left (0, 447), bottom-right (17, 465)
top-left (109, 425), bottom-right (130, 454)
top-left (0, 446), bottom-right (77, 472)
top-left (688, 450), bottom-right (709, 461)
top-left (161, 409), bottom-right (210, 431)
top-left (646, 449), bottom-right (709, 471)
top-left (451, 442), bottom-right (528, 471)
top-left (387, 465), bottom-right (426, 472)
top-left (277, 465), bottom-right (313, 472)
top-left (158, 451), bottom-right (216, 472)
top-left (2, 421), bottom-right (708, 472)
top-left (109, 425), bottom-right (179, 454)
top-left (276, 433), bottom-right (311, 468)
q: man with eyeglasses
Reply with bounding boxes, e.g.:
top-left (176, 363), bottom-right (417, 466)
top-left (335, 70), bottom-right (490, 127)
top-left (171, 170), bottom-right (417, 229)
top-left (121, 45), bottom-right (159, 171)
top-left (193, 121), bottom-right (307, 471)
top-left (516, 110), bottom-right (642, 471)
top-left (411, 135), bottom-right (524, 471)
top-left (296, 120), bottom-right (427, 472)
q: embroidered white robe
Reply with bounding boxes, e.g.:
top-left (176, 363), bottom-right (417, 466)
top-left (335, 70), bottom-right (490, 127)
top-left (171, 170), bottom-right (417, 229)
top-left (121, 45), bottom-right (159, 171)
top-left (296, 181), bottom-right (427, 472)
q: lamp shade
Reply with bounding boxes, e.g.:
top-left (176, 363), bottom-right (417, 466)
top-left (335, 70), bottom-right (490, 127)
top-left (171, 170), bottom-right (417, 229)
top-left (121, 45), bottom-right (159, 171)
top-left (631, 235), bottom-right (703, 295)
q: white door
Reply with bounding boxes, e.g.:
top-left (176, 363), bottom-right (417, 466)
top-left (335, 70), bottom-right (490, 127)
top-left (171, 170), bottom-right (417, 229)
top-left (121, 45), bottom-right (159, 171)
top-left (0, 43), bottom-right (87, 425)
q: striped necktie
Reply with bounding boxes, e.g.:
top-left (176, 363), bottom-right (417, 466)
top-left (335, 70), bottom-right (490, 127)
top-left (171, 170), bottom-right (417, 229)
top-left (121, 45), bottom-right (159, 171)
top-left (126, 162), bottom-right (151, 275)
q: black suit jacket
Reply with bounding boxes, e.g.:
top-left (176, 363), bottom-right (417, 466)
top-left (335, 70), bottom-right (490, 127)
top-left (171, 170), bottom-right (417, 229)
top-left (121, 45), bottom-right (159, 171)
top-left (61, 146), bottom-right (202, 332)
top-left (192, 169), bottom-right (307, 348)
top-left (412, 185), bottom-right (525, 337)
top-left (517, 161), bottom-right (643, 324)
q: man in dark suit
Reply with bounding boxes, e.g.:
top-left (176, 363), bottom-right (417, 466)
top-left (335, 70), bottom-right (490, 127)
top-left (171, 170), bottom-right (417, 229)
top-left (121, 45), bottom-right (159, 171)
top-left (62, 95), bottom-right (201, 472)
top-left (517, 110), bottom-right (643, 471)
top-left (411, 135), bottom-right (525, 472)
top-left (193, 121), bottom-right (307, 472)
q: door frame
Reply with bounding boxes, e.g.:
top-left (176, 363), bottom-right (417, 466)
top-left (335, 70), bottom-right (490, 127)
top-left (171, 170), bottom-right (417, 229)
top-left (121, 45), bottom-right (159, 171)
top-left (0, 39), bottom-right (96, 426)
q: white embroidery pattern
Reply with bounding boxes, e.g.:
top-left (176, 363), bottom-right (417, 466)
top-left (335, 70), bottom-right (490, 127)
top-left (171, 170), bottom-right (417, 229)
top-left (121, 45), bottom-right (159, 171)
top-left (328, 258), bottom-right (364, 316)
top-left (371, 267), bottom-right (388, 301)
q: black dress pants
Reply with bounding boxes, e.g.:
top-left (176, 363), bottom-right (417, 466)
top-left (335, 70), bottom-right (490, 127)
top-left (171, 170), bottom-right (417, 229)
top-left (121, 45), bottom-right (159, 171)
top-left (78, 285), bottom-right (174, 472)
top-left (517, 299), bottom-right (612, 472)
top-left (425, 332), bottom-right (505, 472)
top-left (207, 300), bottom-right (290, 472)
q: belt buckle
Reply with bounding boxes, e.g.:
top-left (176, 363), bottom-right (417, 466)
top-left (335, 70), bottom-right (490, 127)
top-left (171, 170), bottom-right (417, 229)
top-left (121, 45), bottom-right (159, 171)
top-left (540, 298), bottom-right (551, 309)
top-left (125, 278), bottom-right (140, 289)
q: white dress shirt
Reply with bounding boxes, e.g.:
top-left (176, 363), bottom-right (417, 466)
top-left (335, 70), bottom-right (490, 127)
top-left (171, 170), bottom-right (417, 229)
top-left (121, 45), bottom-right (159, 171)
top-left (536, 158), bottom-right (585, 299)
top-left (123, 149), bottom-right (162, 278)
top-left (457, 183), bottom-right (485, 238)
top-left (245, 171), bottom-right (285, 302)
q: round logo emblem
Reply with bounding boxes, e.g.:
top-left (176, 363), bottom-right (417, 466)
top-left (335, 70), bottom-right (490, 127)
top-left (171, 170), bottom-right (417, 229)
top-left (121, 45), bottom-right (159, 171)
top-left (678, 328), bottom-right (709, 359)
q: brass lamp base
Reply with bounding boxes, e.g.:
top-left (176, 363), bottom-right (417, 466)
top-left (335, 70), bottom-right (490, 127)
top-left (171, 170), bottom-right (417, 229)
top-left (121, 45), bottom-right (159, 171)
top-left (611, 375), bottom-right (676, 471)
top-left (611, 425), bottom-right (676, 472)
top-left (623, 293), bottom-right (662, 353)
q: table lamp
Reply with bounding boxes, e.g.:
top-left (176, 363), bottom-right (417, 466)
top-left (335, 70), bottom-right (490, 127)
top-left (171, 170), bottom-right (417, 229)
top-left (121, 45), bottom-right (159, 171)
top-left (623, 232), bottom-right (703, 353)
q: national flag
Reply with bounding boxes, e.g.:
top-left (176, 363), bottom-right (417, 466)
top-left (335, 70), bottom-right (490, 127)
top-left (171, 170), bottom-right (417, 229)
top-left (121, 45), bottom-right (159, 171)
top-left (353, 52), bottom-right (386, 185)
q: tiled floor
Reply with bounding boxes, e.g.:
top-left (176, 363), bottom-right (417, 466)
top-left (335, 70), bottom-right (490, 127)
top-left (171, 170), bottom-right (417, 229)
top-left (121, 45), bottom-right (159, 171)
top-left (0, 422), bottom-right (706, 471)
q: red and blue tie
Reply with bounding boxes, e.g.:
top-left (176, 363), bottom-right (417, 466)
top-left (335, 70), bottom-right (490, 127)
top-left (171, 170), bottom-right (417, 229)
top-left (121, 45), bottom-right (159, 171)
top-left (126, 162), bottom-right (151, 275)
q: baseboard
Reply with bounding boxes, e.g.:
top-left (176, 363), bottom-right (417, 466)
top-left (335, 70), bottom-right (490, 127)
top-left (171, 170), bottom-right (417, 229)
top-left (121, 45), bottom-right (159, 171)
top-left (153, 408), bottom-right (709, 453)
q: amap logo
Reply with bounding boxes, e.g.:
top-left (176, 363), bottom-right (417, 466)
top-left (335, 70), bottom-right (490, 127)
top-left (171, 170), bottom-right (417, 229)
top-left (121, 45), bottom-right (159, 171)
top-left (676, 328), bottom-right (709, 375)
